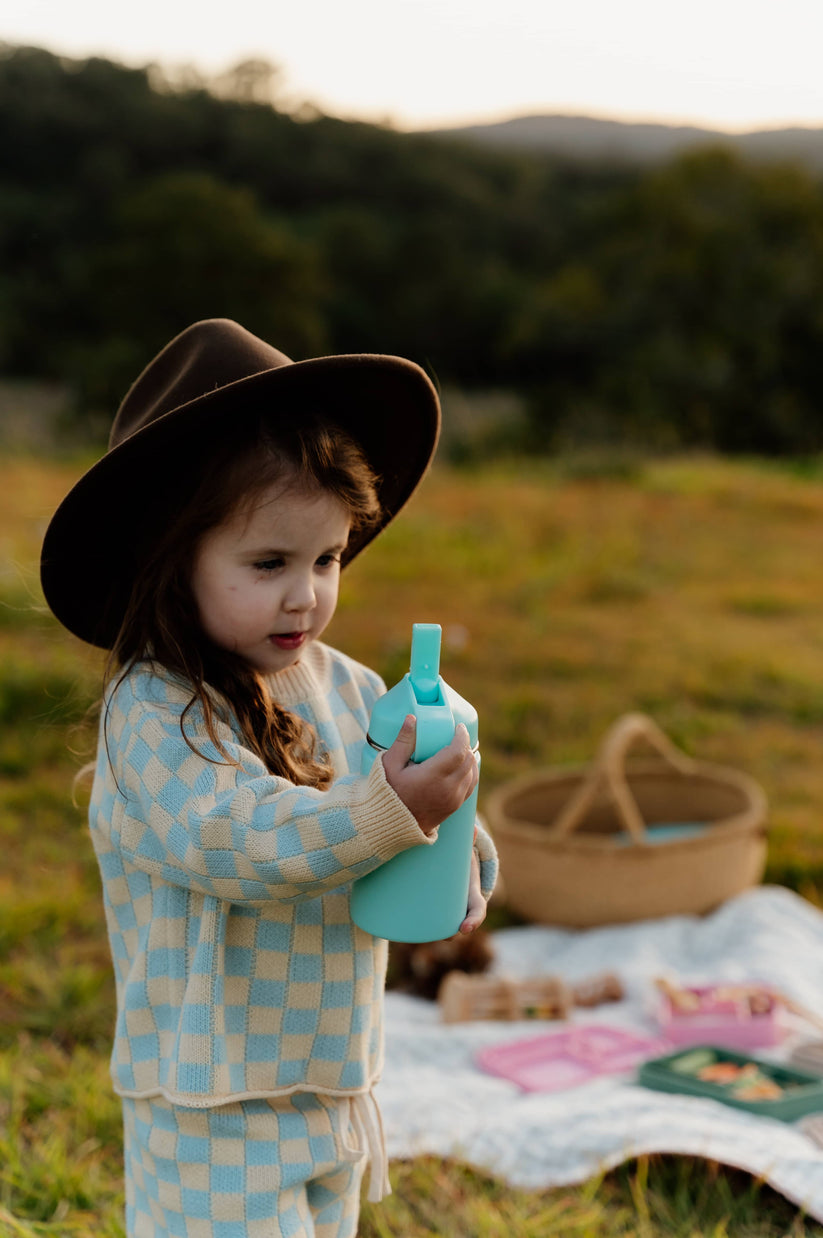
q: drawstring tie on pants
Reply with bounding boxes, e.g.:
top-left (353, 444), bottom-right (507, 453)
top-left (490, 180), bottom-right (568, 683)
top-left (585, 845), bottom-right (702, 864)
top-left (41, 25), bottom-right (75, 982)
top-left (340, 1089), bottom-right (391, 1202)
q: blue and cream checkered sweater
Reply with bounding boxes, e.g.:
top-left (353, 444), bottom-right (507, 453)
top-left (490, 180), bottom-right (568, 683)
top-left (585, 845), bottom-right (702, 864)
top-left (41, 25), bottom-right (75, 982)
top-left (89, 641), bottom-right (497, 1108)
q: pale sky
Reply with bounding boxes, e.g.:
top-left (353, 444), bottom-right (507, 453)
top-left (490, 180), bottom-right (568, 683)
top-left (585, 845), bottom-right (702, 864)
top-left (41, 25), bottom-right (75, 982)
top-left (2, 0), bottom-right (823, 132)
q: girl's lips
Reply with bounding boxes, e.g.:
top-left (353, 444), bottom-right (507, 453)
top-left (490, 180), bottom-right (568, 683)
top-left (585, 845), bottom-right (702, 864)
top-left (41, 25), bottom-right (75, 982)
top-left (271, 632), bottom-right (307, 650)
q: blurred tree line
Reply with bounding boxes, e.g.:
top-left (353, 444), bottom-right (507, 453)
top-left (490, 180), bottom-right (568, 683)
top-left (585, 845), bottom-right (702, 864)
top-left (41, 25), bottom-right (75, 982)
top-left (2, 42), bottom-right (823, 453)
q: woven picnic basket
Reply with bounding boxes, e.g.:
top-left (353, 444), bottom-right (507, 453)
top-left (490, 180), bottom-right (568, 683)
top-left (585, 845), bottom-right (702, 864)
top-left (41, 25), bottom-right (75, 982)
top-left (485, 713), bottom-right (768, 927)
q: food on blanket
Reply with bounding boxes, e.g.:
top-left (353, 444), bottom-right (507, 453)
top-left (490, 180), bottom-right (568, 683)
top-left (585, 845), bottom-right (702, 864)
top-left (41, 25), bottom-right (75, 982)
top-left (671, 990), bottom-right (702, 1012)
top-left (733, 1077), bottom-right (784, 1100)
top-left (725, 1062), bottom-right (784, 1099)
top-left (523, 1001), bottom-right (563, 1019)
top-left (656, 978), bottom-right (777, 1018)
top-left (439, 969), bottom-right (625, 1023)
top-left (709, 985), bottom-right (776, 1015)
top-left (670, 1048), bottom-right (716, 1074)
top-left (697, 1061), bottom-right (747, 1083)
top-left (661, 984), bottom-right (823, 1039)
top-left (655, 977), bottom-right (701, 1012)
top-left (571, 971), bottom-right (624, 1006)
top-left (655, 979), bottom-right (791, 1051)
top-left (640, 1046), bottom-right (823, 1121)
top-left (439, 972), bottom-right (573, 1023)
top-left (746, 990), bottom-right (775, 1015)
top-left (673, 1052), bottom-right (787, 1098)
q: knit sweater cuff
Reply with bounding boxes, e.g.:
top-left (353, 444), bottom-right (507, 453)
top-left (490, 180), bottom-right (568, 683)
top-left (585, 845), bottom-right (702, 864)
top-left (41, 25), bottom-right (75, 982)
top-left (355, 755), bottom-right (434, 863)
top-left (474, 814), bottom-right (499, 901)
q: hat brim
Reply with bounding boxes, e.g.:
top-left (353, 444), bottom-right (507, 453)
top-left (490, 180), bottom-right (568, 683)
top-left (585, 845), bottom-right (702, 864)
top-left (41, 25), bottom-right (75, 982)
top-left (40, 353), bottom-right (440, 648)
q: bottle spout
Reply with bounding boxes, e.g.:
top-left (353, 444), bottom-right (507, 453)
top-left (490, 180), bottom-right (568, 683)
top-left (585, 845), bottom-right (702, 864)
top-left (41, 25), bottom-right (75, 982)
top-left (409, 623), bottom-right (441, 704)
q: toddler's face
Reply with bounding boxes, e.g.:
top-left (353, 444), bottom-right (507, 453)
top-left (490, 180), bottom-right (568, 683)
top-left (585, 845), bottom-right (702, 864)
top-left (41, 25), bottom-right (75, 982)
top-left (191, 480), bottom-right (351, 674)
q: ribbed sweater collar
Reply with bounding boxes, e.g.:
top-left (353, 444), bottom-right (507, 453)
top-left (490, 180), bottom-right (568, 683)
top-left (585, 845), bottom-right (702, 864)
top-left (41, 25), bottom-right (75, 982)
top-left (265, 642), bottom-right (332, 707)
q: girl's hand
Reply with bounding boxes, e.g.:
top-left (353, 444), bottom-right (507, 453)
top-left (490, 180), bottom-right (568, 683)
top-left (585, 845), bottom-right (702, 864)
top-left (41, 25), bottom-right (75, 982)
top-left (458, 843), bottom-right (486, 934)
top-left (381, 715), bottom-right (478, 837)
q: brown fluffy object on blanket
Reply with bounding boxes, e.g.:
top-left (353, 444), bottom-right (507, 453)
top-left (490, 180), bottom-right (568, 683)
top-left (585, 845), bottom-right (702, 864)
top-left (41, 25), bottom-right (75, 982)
top-left (388, 932), bottom-right (495, 1000)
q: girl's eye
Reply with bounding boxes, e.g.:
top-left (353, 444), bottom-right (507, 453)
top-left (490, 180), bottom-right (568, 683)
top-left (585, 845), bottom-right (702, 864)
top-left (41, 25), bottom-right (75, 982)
top-left (253, 558), bottom-right (284, 572)
top-left (316, 553), bottom-right (341, 569)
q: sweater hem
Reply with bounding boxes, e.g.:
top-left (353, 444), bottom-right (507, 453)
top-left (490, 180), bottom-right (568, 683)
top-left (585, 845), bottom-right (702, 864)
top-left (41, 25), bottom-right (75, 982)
top-left (113, 1073), bottom-right (384, 1110)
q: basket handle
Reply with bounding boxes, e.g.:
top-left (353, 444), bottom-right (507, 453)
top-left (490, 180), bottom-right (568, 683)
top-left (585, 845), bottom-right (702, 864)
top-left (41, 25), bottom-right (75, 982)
top-left (550, 713), bottom-right (698, 842)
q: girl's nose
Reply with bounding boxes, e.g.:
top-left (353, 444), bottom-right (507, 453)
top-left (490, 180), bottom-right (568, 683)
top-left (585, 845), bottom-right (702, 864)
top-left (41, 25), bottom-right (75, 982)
top-left (284, 573), bottom-right (315, 612)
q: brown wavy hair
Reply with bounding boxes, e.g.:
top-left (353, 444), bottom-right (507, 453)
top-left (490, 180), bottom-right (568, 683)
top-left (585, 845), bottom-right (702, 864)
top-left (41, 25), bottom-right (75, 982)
top-left (106, 415), bottom-right (382, 788)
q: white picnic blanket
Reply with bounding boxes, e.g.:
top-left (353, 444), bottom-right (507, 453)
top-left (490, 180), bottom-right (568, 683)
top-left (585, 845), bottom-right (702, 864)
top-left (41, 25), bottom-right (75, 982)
top-left (378, 885), bottom-right (823, 1221)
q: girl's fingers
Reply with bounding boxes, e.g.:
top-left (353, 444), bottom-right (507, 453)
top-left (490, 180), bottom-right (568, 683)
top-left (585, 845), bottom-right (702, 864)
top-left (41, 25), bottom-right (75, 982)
top-left (459, 891), bottom-right (487, 933)
top-left (384, 716), bottom-right (417, 772)
top-left (458, 852), bottom-right (485, 934)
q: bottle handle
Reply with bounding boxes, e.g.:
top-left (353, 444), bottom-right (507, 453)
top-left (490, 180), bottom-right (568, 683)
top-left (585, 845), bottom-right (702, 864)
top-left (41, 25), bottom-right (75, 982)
top-left (409, 622), bottom-right (441, 704)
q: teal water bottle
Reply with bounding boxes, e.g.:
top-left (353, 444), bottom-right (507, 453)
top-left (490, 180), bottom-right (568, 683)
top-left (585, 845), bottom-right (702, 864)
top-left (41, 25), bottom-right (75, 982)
top-left (351, 623), bottom-right (479, 943)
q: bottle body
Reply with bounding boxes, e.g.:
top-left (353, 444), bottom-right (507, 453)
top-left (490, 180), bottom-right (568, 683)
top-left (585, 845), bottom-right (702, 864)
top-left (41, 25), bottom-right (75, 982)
top-left (350, 625), bottom-right (479, 943)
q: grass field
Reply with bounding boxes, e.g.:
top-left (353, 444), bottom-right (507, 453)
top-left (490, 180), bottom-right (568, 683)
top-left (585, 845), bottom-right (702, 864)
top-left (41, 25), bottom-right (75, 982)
top-left (3, 450), bottom-right (823, 1235)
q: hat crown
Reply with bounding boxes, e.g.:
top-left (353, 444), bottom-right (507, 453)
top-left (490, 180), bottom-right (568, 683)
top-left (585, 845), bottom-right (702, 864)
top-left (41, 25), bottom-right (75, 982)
top-left (110, 319), bottom-right (292, 449)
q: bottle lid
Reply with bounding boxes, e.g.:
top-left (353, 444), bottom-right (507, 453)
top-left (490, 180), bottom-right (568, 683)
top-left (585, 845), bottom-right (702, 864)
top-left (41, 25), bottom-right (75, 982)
top-left (366, 622), bottom-right (478, 757)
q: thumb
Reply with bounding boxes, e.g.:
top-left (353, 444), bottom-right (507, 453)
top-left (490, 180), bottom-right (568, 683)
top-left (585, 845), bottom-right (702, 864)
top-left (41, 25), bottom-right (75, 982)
top-left (383, 714), bottom-right (417, 770)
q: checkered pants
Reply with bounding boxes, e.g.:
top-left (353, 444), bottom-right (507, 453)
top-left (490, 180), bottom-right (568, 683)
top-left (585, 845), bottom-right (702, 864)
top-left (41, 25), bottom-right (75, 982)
top-left (123, 1090), bottom-right (385, 1237)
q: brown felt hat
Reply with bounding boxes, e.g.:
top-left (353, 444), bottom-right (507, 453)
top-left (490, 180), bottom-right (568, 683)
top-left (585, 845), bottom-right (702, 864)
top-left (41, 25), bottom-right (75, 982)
top-left (40, 318), bottom-right (441, 648)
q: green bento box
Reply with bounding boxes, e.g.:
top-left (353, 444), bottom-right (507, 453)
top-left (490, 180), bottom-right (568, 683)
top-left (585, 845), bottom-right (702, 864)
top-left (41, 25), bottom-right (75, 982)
top-left (638, 1045), bottom-right (823, 1122)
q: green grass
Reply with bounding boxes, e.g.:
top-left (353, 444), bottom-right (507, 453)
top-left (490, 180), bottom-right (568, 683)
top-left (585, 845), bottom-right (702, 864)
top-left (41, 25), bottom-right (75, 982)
top-left (361, 1155), bottom-right (817, 1237)
top-left (4, 451), bottom-right (823, 1233)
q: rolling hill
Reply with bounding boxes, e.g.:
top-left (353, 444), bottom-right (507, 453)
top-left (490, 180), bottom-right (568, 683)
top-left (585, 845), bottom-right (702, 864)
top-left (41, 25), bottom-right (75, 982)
top-left (426, 113), bottom-right (823, 169)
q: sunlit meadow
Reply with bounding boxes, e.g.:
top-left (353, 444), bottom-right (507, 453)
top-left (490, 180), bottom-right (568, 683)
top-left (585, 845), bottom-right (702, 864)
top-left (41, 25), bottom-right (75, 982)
top-left (3, 450), bottom-right (823, 1234)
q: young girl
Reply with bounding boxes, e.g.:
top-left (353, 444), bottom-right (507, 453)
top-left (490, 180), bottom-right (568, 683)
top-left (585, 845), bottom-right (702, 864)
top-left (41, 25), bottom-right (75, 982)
top-left (40, 319), bottom-right (497, 1238)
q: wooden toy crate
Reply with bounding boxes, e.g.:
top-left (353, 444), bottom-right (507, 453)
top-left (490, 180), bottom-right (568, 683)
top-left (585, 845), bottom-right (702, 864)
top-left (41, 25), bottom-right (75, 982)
top-left (439, 973), bottom-right (572, 1023)
top-left (438, 970), bottom-right (623, 1022)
